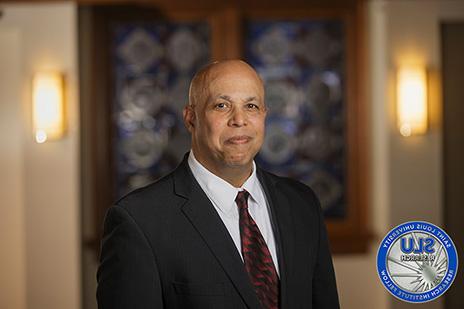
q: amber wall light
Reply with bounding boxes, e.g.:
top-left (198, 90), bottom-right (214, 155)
top-left (32, 72), bottom-right (65, 143)
top-left (396, 66), bottom-right (428, 137)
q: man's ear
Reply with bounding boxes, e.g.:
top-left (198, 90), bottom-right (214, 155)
top-left (183, 104), bottom-right (195, 133)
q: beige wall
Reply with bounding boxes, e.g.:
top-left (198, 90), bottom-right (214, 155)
top-left (0, 28), bottom-right (27, 309)
top-left (384, 1), bottom-right (464, 308)
top-left (0, 2), bottom-right (81, 309)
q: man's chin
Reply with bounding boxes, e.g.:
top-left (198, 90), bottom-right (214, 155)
top-left (223, 154), bottom-right (254, 168)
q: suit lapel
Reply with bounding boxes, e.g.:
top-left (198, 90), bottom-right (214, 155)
top-left (173, 155), bottom-right (262, 309)
top-left (257, 169), bottom-right (295, 309)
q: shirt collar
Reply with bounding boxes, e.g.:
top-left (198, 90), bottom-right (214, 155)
top-left (188, 150), bottom-right (263, 216)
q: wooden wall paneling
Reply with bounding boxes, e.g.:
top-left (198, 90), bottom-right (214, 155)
top-left (210, 8), bottom-right (242, 60)
top-left (80, 1), bottom-right (370, 256)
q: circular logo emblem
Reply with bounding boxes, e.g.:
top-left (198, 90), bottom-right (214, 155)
top-left (377, 221), bottom-right (458, 303)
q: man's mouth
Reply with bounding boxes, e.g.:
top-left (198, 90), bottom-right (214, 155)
top-left (226, 136), bottom-right (252, 144)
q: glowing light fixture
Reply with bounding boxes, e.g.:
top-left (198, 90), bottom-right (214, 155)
top-left (396, 66), bottom-right (428, 137)
top-left (32, 72), bottom-right (65, 143)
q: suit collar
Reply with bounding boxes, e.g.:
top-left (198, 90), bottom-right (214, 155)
top-left (173, 153), bottom-right (262, 309)
top-left (256, 168), bottom-right (294, 309)
top-left (173, 153), bottom-right (295, 309)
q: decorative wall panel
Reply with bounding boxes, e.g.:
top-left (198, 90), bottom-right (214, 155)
top-left (245, 20), bottom-right (346, 217)
top-left (113, 23), bottom-right (210, 198)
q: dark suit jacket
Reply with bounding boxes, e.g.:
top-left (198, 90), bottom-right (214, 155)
top-left (97, 154), bottom-right (339, 309)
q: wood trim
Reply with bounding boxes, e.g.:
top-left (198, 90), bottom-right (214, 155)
top-left (7, 0), bottom-right (358, 9)
top-left (210, 8), bottom-right (242, 60)
top-left (329, 0), bottom-right (371, 253)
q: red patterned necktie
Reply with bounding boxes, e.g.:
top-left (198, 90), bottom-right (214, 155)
top-left (235, 190), bottom-right (279, 309)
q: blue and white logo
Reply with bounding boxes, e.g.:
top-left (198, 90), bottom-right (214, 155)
top-left (377, 221), bottom-right (458, 303)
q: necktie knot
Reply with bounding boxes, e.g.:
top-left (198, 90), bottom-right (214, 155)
top-left (235, 190), bottom-right (250, 210)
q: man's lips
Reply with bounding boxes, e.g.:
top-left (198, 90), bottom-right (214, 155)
top-left (225, 135), bottom-right (252, 144)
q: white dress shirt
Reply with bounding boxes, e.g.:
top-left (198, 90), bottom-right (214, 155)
top-left (188, 150), bottom-right (280, 275)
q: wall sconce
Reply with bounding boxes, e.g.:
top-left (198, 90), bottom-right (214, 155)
top-left (396, 66), bottom-right (428, 137)
top-left (32, 72), bottom-right (66, 143)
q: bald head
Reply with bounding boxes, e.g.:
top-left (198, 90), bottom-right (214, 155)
top-left (188, 60), bottom-right (264, 108)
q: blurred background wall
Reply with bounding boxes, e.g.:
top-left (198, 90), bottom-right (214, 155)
top-left (0, 3), bottom-right (81, 309)
top-left (0, 1), bottom-right (463, 309)
top-left (334, 2), bottom-right (464, 309)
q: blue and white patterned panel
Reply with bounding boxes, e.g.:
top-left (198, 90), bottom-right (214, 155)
top-left (246, 20), bottom-right (346, 217)
top-left (113, 23), bottom-right (210, 198)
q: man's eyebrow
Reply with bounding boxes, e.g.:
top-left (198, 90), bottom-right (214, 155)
top-left (244, 96), bottom-right (258, 102)
top-left (217, 95), bottom-right (232, 102)
top-left (214, 95), bottom-right (260, 103)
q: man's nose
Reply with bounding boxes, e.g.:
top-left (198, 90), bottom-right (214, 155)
top-left (228, 107), bottom-right (247, 127)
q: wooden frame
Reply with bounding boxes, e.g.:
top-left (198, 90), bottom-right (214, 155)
top-left (80, 0), bottom-right (369, 256)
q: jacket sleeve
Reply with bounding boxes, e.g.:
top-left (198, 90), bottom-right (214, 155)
top-left (97, 205), bottom-right (164, 309)
top-left (311, 193), bottom-right (340, 309)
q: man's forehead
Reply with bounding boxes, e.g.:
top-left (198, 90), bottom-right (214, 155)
top-left (206, 78), bottom-right (264, 101)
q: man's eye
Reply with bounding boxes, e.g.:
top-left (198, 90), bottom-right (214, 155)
top-left (214, 102), bottom-right (228, 109)
top-left (247, 103), bottom-right (259, 109)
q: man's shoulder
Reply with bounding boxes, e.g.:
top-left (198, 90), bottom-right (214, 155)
top-left (258, 168), bottom-right (320, 206)
top-left (114, 170), bottom-right (181, 215)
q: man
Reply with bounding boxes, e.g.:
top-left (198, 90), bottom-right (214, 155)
top-left (97, 60), bottom-right (339, 309)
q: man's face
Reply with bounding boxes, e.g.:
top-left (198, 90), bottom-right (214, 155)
top-left (185, 64), bottom-right (266, 170)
